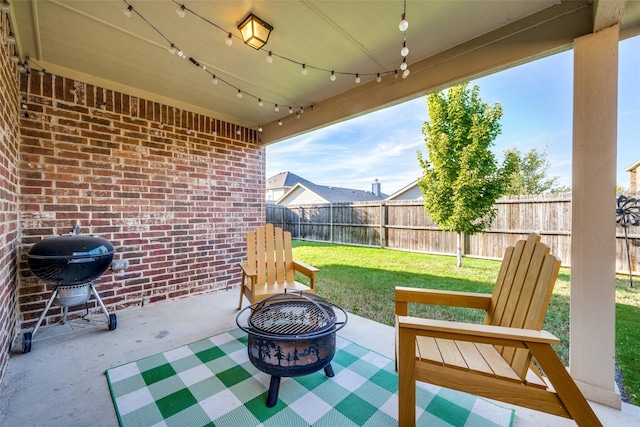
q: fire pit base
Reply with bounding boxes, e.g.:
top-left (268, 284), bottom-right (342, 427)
top-left (266, 364), bottom-right (335, 407)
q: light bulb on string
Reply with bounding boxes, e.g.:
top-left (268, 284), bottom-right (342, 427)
top-left (258, 99), bottom-right (263, 107)
top-left (399, 13), bottom-right (408, 32)
top-left (376, 73), bottom-right (382, 83)
top-left (330, 71), bottom-right (336, 81)
top-left (289, 107), bottom-right (293, 114)
top-left (225, 33), bottom-right (233, 46)
top-left (355, 74), bottom-right (361, 84)
top-left (301, 64), bottom-right (307, 75)
top-left (401, 41), bottom-right (409, 57)
top-left (274, 104), bottom-right (280, 112)
top-left (176, 5), bottom-right (186, 18)
top-left (258, 125), bottom-right (263, 132)
top-left (278, 120), bottom-right (283, 126)
top-left (236, 129), bottom-right (241, 135)
top-left (168, 44), bottom-right (177, 55)
top-left (266, 52), bottom-right (273, 63)
top-left (300, 108), bottom-right (304, 114)
top-left (400, 58), bottom-right (407, 70)
top-left (394, 70), bottom-right (399, 79)
top-left (402, 69), bottom-right (410, 78)
top-left (237, 90), bottom-right (242, 99)
top-left (296, 113), bottom-right (300, 119)
top-left (211, 75), bottom-right (218, 85)
top-left (124, 5), bottom-right (133, 17)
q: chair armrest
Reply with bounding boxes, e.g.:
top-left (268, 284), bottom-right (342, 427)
top-left (397, 315), bottom-right (561, 346)
top-left (239, 262), bottom-right (257, 278)
top-left (293, 260), bottom-right (319, 275)
top-left (293, 260), bottom-right (319, 290)
top-left (395, 286), bottom-right (492, 316)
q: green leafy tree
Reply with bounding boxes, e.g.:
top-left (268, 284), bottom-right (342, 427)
top-left (503, 146), bottom-right (570, 195)
top-left (417, 83), bottom-right (516, 266)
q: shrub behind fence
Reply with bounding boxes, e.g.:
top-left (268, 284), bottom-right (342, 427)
top-left (266, 193), bottom-right (639, 276)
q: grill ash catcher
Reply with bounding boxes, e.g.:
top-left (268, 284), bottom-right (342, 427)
top-left (23, 225), bottom-right (126, 353)
top-left (236, 291), bottom-right (347, 407)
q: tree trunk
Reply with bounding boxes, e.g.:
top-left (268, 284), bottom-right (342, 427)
top-left (456, 232), bottom-right (462, 267)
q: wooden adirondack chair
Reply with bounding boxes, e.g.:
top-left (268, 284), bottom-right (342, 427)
top-left (237, 223), bottom-right (319, 309)
top-left (396, 233), bottom-right (602, 427)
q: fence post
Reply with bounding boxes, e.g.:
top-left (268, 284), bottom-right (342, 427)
top-left (330, 203), bottom-right (334, 244)
top-left (380, 202), bottom-right (384, 248)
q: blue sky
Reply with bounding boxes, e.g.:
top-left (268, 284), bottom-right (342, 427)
top-left (267, 36), bottom-right (639, 196)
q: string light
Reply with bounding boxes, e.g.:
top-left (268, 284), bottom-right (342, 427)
top-left (274, 104), bottom-right (279, 112)
top-left (278, 120), bottom-right (283, 126)
top-left (118, 0), bottom-right (411, 129)
top-left (399, 13), bottom-right (408, 32)
top-left (400, 58), bottom-right (408, 70)
top-left (401, 40), bottom-right (409, 57)
top-left (123, 5), bottom-right (133, 18)
top-left (403, 69), bottom-right (410, 78)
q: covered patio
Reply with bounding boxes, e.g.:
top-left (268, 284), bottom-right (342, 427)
top-left (2, 290), bottom-right (640, 426)
top-left (1, 0), bottom-right (640, 425)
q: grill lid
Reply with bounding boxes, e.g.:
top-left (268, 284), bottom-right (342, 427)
top-left (27, 235), bottom-right (115, 286)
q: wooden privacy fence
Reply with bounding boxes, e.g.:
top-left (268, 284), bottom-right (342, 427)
top-left (266, 193), bottom-right (640, 276)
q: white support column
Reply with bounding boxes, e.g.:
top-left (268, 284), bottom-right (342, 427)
top-left (571, 24), bottom-right (621, 408)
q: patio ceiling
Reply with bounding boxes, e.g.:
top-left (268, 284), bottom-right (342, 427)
top-left (8, 0), bottom-right (640, 144)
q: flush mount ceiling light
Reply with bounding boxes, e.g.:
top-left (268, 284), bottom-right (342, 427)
top-left (237, 13), bottom-right (273, 50)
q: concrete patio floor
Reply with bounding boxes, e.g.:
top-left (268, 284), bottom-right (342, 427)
top-left (1, 289), bottom-right (639, 427)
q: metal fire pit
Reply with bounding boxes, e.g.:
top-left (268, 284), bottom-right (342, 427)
top-left (236, 291), bottom-right (347, 407)
top-left (24, 229), bottom-right (119, 353)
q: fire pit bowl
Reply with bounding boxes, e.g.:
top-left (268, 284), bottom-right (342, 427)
top-left (236, 291), bottom-right (347, 407)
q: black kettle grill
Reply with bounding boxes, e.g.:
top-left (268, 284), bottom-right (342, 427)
top-left (24, 227), bottom-right (118, 353)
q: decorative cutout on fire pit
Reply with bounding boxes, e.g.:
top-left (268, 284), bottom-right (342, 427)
top-left (236, 291), bottom-right (347, 407)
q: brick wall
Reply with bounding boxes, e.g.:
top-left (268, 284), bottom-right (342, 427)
top-left (0, 12), bottom-right (20, 383)
top-left (17, 72), bottom-right (265, 331)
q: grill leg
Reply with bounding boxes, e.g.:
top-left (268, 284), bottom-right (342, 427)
top-left (90, 283), bottom-right (111, 320)
top-left (31, 288), bottom-right (59, 338)
top-left (266, 376), bottom-right (281, 407)
top-left (324, 363), bottom-right (335, 377)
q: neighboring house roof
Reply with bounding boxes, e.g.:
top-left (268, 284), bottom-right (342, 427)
top-left (625, 159), bottom-right (640, 173)
top-left (386, 180), bottom-right (423, 201)
top-left (276, 182), bottom-right (388, 205)
top-left (266, 172), bottom-right (313, 190)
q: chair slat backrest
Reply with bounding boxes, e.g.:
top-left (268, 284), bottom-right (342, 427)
top-left (484, 233), bottom-right (561, 378)
top-left (247, 223), bottom-right (294, 286)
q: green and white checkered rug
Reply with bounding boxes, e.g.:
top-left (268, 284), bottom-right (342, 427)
top-left (106, 329), bottom-right (514, 426)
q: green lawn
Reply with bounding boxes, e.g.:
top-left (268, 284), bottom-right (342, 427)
top-left (291, 240), bottom-right (640, 405)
